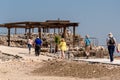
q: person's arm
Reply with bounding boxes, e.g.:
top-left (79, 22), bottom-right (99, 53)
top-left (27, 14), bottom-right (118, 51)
top-left (40, 39), bottom-right (43, 46)
top-left (106, 38), bottom-right (109, 46)
top-left (114, 38), bottom-right (117, 47)
top-left (33, 40), bottom-right (35, 48)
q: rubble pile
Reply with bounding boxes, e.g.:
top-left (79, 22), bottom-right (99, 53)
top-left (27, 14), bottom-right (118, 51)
top-left (0, 33), bottom-right (108, 58)
top-left (0, 50), bottom-right (22, 62)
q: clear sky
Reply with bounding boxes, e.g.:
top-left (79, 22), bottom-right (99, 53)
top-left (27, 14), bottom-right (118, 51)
top-left (0, 0), bottom-right (120, 45)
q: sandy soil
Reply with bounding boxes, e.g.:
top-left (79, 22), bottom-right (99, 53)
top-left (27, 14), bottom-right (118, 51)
top-left (0, 45), bottom-right (120, 80)
top-left (0, 59), bottom-right (85, 80)
top-left (1, 58), bottom-right (120, 80)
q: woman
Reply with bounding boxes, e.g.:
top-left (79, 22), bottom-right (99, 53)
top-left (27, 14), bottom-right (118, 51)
top-left (27, 37), bottom-right (33, 54)
top-left (84, 35), bottom-right (91, 59)
top-left (59, 38), bottom-right (67, 59)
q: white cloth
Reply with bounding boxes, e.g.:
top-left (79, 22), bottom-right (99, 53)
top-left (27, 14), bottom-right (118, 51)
top-left (28, 39), bottom-right (33, 45)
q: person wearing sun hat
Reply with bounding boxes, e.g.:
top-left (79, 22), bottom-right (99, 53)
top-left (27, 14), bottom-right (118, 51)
top-left (106, 32), bottom-right (116, 62)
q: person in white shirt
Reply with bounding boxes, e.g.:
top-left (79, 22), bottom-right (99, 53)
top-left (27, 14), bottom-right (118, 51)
top-left (27, 37), bottom-right (33, 54)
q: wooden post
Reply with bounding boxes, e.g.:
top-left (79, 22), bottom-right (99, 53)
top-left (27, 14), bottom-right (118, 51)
top-left (54, 28), bottom-right (56, 34)
top-left (29, 28), bottom-right (31, 38)
top-left (8, 28), bottom-right (10, 46)
top-left (73, 26), bottom-right (76, 47)
top-left (47, 27), bottom-right (49, 33)
top-left (25, 28), bottom-right (27, 34)
top-left (63, 27), bottom-right (67, 39)
top-left (45, 28), bottom-right (47, 33)
top-left (38, 27), bottom-right (41, 38)
top-left (48, 28), bottom-right (50, 33)
top-left (43, 27), bottom-right (45, 33)
top-left (32, 27), bottom-right (34, 33)
top-left (15, 28), bottom-right (17, 34)
top-left (58, 28), bottom-right (60, 33)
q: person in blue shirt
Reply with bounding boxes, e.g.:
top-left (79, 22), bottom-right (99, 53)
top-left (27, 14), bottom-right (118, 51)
top-left (84, 34), bottom-right (91, 59)
top-left (34, 36), bottom-right (42, 56)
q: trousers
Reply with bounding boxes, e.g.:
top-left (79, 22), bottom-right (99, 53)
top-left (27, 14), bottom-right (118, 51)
top-left (35, 45), bottom-right (41, 56)
top-left (108, 45), bottom-right (115, 62)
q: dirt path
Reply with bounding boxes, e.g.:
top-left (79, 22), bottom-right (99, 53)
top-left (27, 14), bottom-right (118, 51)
top-left (0, 60), bottom-right (88, 80)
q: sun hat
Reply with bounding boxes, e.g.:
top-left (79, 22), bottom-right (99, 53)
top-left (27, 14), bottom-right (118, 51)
top-left (108, 32), bottom-right (112, 35)
top-left (85, 34), bottom-right (89, 38)
top-left (108, 32), bottom-right (113, 37)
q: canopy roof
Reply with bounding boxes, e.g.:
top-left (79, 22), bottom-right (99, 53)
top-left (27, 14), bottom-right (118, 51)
top-left (0, 20), bottom-right (79, 47)
top-left (0, 20), bottom-right (79, 28)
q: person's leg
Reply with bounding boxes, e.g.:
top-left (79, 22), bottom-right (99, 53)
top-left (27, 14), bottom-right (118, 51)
top-left (29, 44), bottom-right (32, 52)
top-left (61, 51), bottom-right (65, 59)
top-left (36, 45), bottom-right (40, 56)
top-left (50, 44), bottom-right (52, 53)
top-left (28, 44), bottom-right (31, 53)
top-left (111, 46), bottom-right (115, 61)
top-left (35, 45), bottom-right (39, 56)
top-left (63, 51), bottom-right (65, 59)
top-left (35, 45), bottom-right (37, 56)
top-left (108, 46), bottom-right (114, 62)
top-left (38, 46), bottom-right (41, 56)
top-left (85, 46), bottom-right (90, 59)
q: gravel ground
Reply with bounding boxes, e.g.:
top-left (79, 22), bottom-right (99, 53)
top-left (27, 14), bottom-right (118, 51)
top-left (32, 60), bottom-right (120, 80)
top-left (1, 51), bottom-right (120, 80)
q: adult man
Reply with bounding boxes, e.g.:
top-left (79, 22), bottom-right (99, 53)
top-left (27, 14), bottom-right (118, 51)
top-left (34, 36), bottom-right (42, 56)
top-left (106, 32), bottom-right (116, 62)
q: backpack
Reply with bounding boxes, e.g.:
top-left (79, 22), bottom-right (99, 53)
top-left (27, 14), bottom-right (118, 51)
top-left (109, 37), bottom-right (115, 44)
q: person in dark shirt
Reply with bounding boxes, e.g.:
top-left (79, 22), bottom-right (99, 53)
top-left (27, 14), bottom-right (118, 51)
top-left (34, 36), bottom-right (42, 56)
top-left (106, 32), bottom-right (116, 62)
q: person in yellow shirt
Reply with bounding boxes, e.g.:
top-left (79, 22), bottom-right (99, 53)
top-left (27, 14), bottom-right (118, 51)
top-left (59, 38), bottom-right (67, 59)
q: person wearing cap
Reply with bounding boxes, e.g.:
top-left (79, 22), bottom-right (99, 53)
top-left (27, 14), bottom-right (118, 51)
top-left (34, 36), bottom-right (42, 56)
top-left (84, 34), bottom-right (91, 59)
top-left (106, 32), bottom-right (116, 62)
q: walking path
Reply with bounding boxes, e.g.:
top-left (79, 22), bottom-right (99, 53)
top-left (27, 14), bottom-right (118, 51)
top-left (74, 58), bottom-right (120, 65)
top-left (0, 45), bottom-right (120, 65)
top-left (0, 45), bottom-right (52, 61)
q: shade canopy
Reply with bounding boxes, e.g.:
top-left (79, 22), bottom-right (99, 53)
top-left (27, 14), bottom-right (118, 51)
top-left (0, 20), bottom-right (79, 47)
top-left (0, 20), bottom-right (78, 28)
